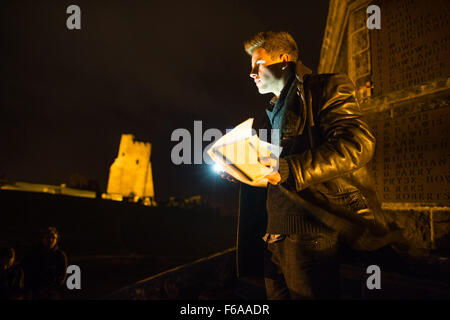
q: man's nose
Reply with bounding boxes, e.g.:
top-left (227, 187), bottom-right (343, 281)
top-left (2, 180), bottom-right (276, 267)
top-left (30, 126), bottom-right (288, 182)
top-left (249, 65), bottom-right (259, 79)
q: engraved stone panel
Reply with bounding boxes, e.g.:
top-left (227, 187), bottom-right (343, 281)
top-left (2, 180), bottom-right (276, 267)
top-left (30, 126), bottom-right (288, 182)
top-left (348, 3), bottom-right (371, 87)
top-left (367, 91), bottom-right (450, 204)
top-left (371, 0), bottom-right (450, 96)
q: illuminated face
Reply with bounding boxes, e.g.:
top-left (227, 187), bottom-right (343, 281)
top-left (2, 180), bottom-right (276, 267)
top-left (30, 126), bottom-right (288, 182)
top-left (43, 232), bottom-right (58, 249)
top-left (249, 48), bottom-right (284, 95)
top-left (1, 252), bottom-right (14, 270)
top-left (7, 253), bottom-right (14, 269)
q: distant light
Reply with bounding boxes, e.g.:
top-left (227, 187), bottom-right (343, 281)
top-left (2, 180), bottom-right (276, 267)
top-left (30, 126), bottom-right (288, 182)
top-left (212, 164), bottom-right (223, 174)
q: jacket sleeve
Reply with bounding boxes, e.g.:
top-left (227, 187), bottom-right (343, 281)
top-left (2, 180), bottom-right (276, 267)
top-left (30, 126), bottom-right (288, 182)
top-left (283, 74), bottom-right (376, 192)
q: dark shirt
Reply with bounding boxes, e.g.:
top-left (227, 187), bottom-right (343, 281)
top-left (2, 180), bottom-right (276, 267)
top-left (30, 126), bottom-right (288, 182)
top-left (0, 264), bottom-right (24, 299)
top-left (264, 70), bottom-right (333, 236)
top-left (22, 245), bottom-right (67, 291)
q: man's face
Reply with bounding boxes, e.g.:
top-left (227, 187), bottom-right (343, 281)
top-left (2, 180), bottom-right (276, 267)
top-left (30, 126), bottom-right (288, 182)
top-left (42, 232), bottom-right (58, 250)
top-left (249, 48), bottom-right (283, 95)
top-left (1, 253), bottom-right (14, 270)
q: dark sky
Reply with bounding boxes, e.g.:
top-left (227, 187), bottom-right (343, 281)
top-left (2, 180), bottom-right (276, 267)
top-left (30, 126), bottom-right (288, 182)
top-left (1, 0), bottom-right (329, 208)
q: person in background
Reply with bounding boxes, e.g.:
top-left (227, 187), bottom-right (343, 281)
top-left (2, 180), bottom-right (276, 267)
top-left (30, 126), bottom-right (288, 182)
top-left (22, 227), bottom-right (68, 299)
top-left (0, 247), bottom-right (24, 300)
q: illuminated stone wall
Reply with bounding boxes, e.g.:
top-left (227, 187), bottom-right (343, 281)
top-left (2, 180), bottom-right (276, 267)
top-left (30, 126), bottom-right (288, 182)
top-left (319, 0), bottom-right (450, 249)
top-left (107, 134), bottom-right (155, 200)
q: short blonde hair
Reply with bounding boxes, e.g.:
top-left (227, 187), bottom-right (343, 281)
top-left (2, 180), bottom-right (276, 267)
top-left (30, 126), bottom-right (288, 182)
top-left (244, 31), bottom-right (299, 62)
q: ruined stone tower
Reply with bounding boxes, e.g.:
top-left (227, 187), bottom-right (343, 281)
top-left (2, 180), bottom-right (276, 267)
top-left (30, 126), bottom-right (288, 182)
top-left (106, 134), bottom-right (155, 203)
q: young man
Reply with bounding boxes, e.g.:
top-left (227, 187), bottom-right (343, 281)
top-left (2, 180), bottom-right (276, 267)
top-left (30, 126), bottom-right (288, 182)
top-left (233, 31), bottom-right (403, 299)
top-left (22, 227), bottom-right (68, 299)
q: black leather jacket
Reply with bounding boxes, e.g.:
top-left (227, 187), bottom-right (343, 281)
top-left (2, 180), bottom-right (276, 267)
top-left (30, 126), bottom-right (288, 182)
top-left (279, 63), bottom-right (378, 216)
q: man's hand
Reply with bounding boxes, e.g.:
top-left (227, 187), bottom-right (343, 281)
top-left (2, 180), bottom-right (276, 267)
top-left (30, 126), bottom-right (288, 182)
top-left (259, 157), bottom-right (281, 185)
top-left (265, 172), bottom-right (281, 185)
top-left (220, 172), bottom-right (238, 183)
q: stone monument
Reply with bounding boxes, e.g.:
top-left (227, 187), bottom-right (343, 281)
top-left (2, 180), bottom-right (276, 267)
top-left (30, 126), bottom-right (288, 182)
top-left (319, 0), bottom-right (450, 249)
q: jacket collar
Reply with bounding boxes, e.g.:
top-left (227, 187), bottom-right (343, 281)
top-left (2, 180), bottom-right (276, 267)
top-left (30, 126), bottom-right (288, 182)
top-left (266, 70), bottom-right (296, 126)
top-left (265, 61), bottom-right (313, 139)
top-left (267, 61), bottom-right (312, 105)
top-left (295, 60), bottom-right (312, 83)
top-left (295, 61), bottom-right (313, 136)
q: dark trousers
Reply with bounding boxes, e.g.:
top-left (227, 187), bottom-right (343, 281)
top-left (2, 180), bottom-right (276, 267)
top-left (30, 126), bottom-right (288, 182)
top-left (264, 233), bottom-right (340, 300)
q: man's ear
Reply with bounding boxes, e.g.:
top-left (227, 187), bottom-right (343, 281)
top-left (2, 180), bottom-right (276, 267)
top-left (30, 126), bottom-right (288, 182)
top-left (280, 53), bottom-right (290, 70)
top-left (279, 53), bottom-right (290, 63)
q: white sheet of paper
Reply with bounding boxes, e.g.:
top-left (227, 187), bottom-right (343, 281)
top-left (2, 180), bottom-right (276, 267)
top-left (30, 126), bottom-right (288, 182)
top-left (206, 118), bottom-right (282, 188)
top-left (209, 118), bottom-right (254, 149)
top-left (259, 139), bottom-right (283, 158)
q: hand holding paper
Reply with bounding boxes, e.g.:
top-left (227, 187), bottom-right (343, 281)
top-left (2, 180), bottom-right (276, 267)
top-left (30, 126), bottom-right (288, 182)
top-left (206, 118), bottom-right (282, 187)
top-left (258, 156), bottom-right (282, 185)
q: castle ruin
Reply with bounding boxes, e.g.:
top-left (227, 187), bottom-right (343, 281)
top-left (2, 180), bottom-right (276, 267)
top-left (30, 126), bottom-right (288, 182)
top-left (106, 134), bottom-right (155, 205)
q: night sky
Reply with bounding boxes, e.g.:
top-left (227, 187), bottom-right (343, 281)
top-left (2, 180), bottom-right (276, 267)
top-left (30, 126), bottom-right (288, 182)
top-left (1, 0), bottom-right (329, 209)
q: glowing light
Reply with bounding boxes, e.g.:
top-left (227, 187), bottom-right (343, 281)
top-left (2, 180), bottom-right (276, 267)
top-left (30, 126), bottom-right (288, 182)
top-left (212, 164), bottom-right (223, 174)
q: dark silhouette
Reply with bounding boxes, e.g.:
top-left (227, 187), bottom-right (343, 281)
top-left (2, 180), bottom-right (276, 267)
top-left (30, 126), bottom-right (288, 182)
top-left (22, 227), bottom-right (68, 299)
top-left (0, 247), bottom-right (24, 300)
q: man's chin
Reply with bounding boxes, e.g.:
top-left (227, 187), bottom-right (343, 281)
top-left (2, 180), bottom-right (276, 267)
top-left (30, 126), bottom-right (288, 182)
top-left (257, 86), bottom-right (270, 95)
